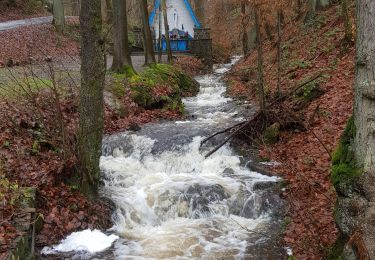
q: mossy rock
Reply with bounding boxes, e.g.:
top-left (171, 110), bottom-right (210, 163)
top-left (107, 64), bottom-right (198, 111)
top-left (330, 117), bottom-right (362, 195)
top-left (129, 64), bottom-right (198, 109)
top-left (263, 123), bottom-right (280, 144)
top-left (295, 80), bottom-right (324, 103)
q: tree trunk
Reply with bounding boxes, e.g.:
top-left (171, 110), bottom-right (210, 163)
top-left (193, 0), bottom-right (204, 26)
top-left (162, 0), bottom-right (173, 64)
top-left (158, 1), bottom-right (162, 63)
top-left (342, 0), bottom-right (352, 42)
top-left (111, 0), bottom-right (134, 73)
top-left (241, 0), bottom-right (249, 56)
top-left (141, 23), bottom-right (148, 65)
top-left (305, 0), bottom-right (317, 23)
top-left (276, 9), bottom-right (282, 96)
top-left (296, 0), bottom-right (303, 20)
top-left (101, 0), bottom-right (107, 23)
top-left (78, 0), bottom-right (106, 199)
top-left (72, 0), bottom-right (80, 16)
top-left (254, 7), bottom-right (265, 111)
top-left (139, 0), bottom-right (156, 65)
top-left (354, 0), bottom-right (375, 175)
top-left (352, 0), bottom-right (375, 256)
top-left (53, 0), bottom-right (65, 33)
top-left (265, 22), bottom-right (273, 41)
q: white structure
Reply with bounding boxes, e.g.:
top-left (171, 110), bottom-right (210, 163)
top-left (149, 0), bottom-right (201, 40)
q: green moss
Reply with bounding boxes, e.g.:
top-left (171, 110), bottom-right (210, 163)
top-left (325, 235), bottom-right (346, 260)
top-left (287, 59), bottom-right (312, 70)
top-left (330, 117), bottom-right (362, 192)
top-left (263, 123), bottom-right (280, 144)
top-left (109, 73), bottom-right (127, 98)
top-left (130, 83), bottom-right (154, 108)
top-left (0, 77), bottom-right (53, 98)
top-left (107, 64), bottom-right (197, 111)
top-left (129, 64), bottom-right (198, 109)
top-left (295, 79), bottom-right (323, 103)
top-left (115, 65), bottom-right (136, 77)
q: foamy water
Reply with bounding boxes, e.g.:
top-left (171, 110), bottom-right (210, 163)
top-left (42, 57), bottom-right (284, 259)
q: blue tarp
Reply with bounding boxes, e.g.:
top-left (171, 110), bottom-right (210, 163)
top-left (149, 0), bottom-right (201, 28)
top-left (149, 0), bottom-right (201, 52)
top-left (160, 39), bottom-right (189, 52)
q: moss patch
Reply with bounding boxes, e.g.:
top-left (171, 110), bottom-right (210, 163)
top-left (330, 117), bottom-right (362, 194)
top-left (129, 64), bottom-right (199, 109)
top-left (0, 77), bottom-right (53, 98)
top-left (109, 73), bottom-right (127, 98)
top-left (294, 79), bottom-right (324, 104)
top-left (325, 235), bottom-right (346, 260)
top-left (263, 123), bottom-right (280, 144)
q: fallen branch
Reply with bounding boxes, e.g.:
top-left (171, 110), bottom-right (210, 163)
top-left (205, 120), bottom-right (252, 158)
top-left (200, 121), bottom-right (246, 147)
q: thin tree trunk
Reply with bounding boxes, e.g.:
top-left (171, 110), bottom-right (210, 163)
top-left (241, 0), bottom-right (249, 56)
top-left (162, 0), bottom-right (173, 64)
top-left (72, 0), bottom-right (80, 16)
top-left (53, 0), bottom-right (65, 33)
top-left (111, 0), bottom-right (134, 73)
top-left (193, 0), bottom-right (204, 26)
top-left (342, 0), bottom-right (352, 42)
top-left (305, 0), bottom-right (317, 23)
top-left (141, 23), bottom-right (148, 65)
top-left (254, 7), bottom-right (265, 111)
top-left (78, 0), bottom-right (106, 199)
top-left (158, 1), bottom-right (162, 63)
top-left (265, 22), bottom-right (273, 41)
top-left (296, 0), bottom-right (303, 20)
top-left (276, 9), bottom-right (282, 96)
top-left (139, 0), bottom-right (156, 65)
top-left (101, 0), bottom-right (107, 23)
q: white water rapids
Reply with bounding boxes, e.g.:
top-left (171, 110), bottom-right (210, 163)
top-left (42, 57), bottom-right (284, 259)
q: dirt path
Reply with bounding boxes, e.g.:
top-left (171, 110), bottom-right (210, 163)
top-left (0, 54), bottom-right (192, 90)
top-left (0, 16), bottom-right (52, 31)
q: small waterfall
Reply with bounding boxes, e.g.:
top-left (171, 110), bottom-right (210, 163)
top-left (42, 57), bottom-right (284, 259)
top-left (100, 57), bottom-right (281, 259)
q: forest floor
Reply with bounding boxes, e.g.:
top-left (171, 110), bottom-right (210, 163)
top-left (0, 3), bottom-right (48, 23)
top-left (0, 16), bottom-right (205, 257)
top-left (227, 3), bottom-right (355, 259)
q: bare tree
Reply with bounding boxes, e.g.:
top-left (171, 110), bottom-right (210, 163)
top-left (111, 0), bottom-right (134, 73)
top-left (193, 0), bottom-right (205, 26)
top-left (254, 6), bottom-right (265, 111)
top-left (158, 1), bottom-right (162, 63)
top-left (162, 0), bottom-right (173, 64)
top-left (78, 0), bottom-right (106, 198)
top-left (53, 0), bottom-right (65, 33)
top-left (305, 0), bottom-right (317, 22)
top-left (276, 9), bottom-right (282, 96)
top-left (241, 0), bottom-right (249, 56)
top-left (341, 0), bottom-right (352, 42)
top-left (139, 0), bottom-right (156, 65)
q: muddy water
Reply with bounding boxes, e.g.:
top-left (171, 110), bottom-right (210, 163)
top-left (42, 58), bottom-right (286, 259)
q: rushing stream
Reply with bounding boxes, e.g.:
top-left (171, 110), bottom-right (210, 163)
top-left (42, 58), bottom-right (286, 259)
